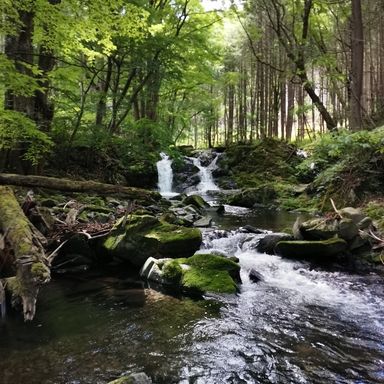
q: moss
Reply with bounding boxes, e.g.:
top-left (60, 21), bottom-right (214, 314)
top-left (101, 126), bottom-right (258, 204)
top-left (102, 215), bottom-right (202, 266)
top-left (162, 260), bottom-right (183, 284)
top-left (226, 184), bottom-right (278, 208)
top-left (363, 200), bottom-right (384, 233)
top-left (31, 262), bottom-right (50, 281)
top-left (5, 277), bottom-right (22, 296)
top-left (275, 238), bottom-right (348, 259)
top-left (182, 195), bottom-right (208, 210)
top-left (163, 254), bottom-right (240, 295)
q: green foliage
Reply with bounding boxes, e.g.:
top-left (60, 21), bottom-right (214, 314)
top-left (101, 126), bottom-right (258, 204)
top-left (0, 55), bottom-right (41, 97)
top-left (0, 110), bottom-right (53, 165)
top-left (297, 127), bottom-right (384, 207)
top-left (364, 201), bottom-right (384, 233)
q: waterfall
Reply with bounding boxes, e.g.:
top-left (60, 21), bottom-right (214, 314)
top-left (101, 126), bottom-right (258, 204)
top-left (156, 152), bottom-right (174, 196)
top-left (192, 153), bottom-right (220, 193)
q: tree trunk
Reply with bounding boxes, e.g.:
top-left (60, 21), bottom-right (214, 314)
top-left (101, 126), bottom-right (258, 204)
top-left (0, 186), bottom-right (50, 321)
top-left (350, 0), bottom-right (364, 130)
top-left (0, 173), bottom-right (161, 203)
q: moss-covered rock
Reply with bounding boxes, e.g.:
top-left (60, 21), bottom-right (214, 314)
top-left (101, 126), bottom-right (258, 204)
top-left (299, 218), bottom-right (338, 240)
top-left (161, 254), bottom-right (240, 295)
top-left (141, 254), bottom-right (241, 295)
top-left (182, 194), bottom-right (209, 211)
top-left (256, 233), bottom-right (294, 255)
top-left (226, 185), bottom-right (278, 208)
top-left (275, 238), bottom-right (348, 260)
top-left (180, 253), bottom-right (241, 294)
top-left (102, 215), bottom-right (202, 267)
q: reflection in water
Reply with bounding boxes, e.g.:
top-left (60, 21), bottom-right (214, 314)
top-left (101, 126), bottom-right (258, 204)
top-left (0, 211), bottom-right (383, 384)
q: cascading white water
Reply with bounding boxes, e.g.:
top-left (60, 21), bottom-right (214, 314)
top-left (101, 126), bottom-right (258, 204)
top-left (201, 229), bottom-right (384, 331)
top-left (192, 154), bottom-right (220, 193)
top-left (188, 228), bottom-right (384, 383)
top-left (156, 152), bottom-right (174, 196)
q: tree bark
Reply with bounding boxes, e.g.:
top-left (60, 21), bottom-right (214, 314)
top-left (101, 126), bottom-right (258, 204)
top-left (350, 0), bottom-right (364, 130)
top-left (0, 186), bottom-right (50, 321)
top-left (0, 174), bottom-right (161, 203)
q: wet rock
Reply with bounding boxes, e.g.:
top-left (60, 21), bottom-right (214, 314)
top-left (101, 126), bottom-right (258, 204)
top-left (249, 268), bottom-right (263, 283)
top-left (226, 186), bottom-right (277, 208)
top-left (108, 372), bottom-right (152, 384)
top-left (194, 216), bottom-right (212, 228)
top-left (102, 215), bottom-right (202, 267)
top-left (141, 253), bottom-right (241, 295)
top-left (241, 225), bottom-right (268, 234)
top-left (256, 233), bottom-right (293, 255)
top-left (338, 219), bottom-right (359, 241)
top-left (275, 238), bottom-right (348, 260)
top-left (339, 207), bottom-right (366, 224)
top-left (299, 218), bottom-right (338, 240)
top-left (182, 194), bottom-right (209, 211)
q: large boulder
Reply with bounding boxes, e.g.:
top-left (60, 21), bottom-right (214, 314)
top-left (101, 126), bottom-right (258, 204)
top-left (141, 253), bottom-right (241, 295)
top-left (296, 212), bottom-right (371, 253)
top-left (226, 185), bottom-right (277, 208)
top-left (299, 218), bottom-right (338, 240)
top-left (275, 238), bottom-right (348, 260)
top-left (256, 233), bottom-right (294, 255)
top-left (102, 215), bottom-right (202, 267)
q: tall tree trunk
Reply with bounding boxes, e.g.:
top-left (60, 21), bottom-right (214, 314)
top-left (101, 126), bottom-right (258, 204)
top-left (350, 0), bottom-right (364, 130)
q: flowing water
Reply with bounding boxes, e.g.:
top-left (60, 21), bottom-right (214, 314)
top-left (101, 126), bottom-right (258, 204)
top-left (0, 206), bottom-right (383, 384)
top-left (192, 154), bottom-right (220, 194)
top-left (156, 153), bottom-right (176, 198)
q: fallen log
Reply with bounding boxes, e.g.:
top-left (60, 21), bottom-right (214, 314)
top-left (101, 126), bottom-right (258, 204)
top-left (0, 186), bottom-right (50, 320)
top-left (0, 173), bottom-right (161, 204)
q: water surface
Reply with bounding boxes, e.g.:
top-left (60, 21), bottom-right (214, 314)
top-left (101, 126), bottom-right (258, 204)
top-left (1, 209), bottom-right (383, 384)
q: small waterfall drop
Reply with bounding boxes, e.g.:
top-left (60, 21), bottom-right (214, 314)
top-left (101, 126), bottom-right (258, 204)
top-left (156, 152), bottom-right (174, 196)
top-left (192, 153), bottom-right (220, 193)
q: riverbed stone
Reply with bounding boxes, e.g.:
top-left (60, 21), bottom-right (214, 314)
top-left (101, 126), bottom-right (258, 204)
top-left (102, 215), bottom-right (202, 267)
top-left (249, 268), bottom-right (263, 283)
top-left (182, 194), bottom-right (209, 211)
top-left (337, 218), bottom-right (359, 241)
top-left (256, 233), bottom-right (294, 255)
top-left (108, 372), bottom-right (152, 384)
top-left (193, 216), bottom-right (212, 228)
top-left (275, 238), bottom-right (348, 260)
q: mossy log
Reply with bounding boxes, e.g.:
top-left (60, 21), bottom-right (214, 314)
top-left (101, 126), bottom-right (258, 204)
top-left (0, 186), bottom-right (50, 320)
top-left (0, 173), bottom-right (161, 204)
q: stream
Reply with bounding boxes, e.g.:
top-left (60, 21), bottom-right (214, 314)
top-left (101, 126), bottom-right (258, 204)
top-left (0, 206), bottom-right (383, 384)
top-left (1, 153), bottom-right (384, 384)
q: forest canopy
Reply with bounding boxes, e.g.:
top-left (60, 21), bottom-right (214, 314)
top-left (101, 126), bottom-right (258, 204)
top-left (1, 0), bottom-right (383, 169)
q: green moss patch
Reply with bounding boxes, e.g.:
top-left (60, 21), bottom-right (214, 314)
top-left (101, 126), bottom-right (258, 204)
top-left (163, 254), bottom-right (240, 295)
top-left (275, 238), bottom-right (347, 259)
top-left (102, 215), bottom-right (202, 266)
